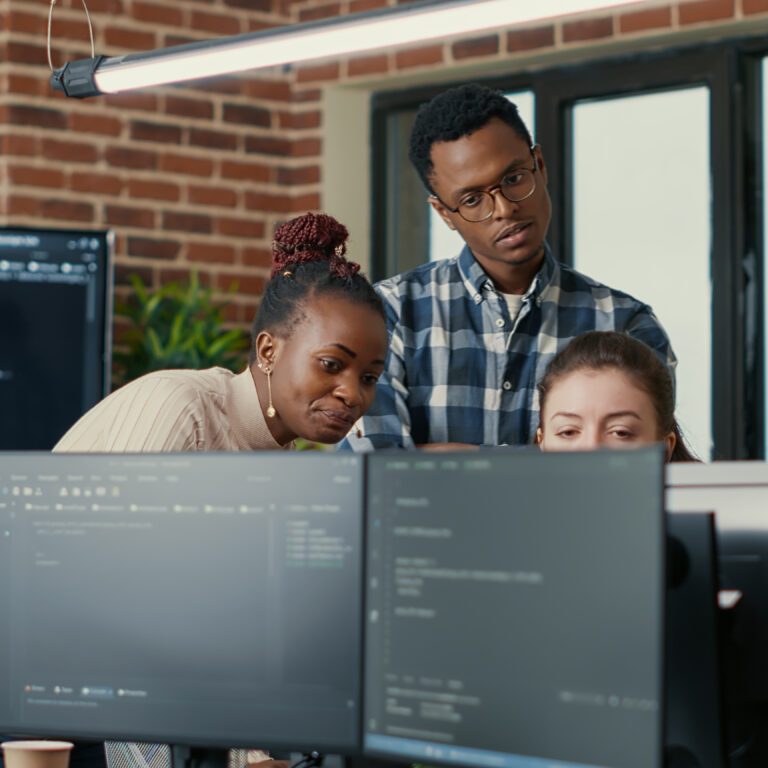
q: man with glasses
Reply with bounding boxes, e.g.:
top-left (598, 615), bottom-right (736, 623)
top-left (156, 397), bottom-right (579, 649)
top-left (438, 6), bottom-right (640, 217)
top-left (343, 83), bottom-right (675, 450)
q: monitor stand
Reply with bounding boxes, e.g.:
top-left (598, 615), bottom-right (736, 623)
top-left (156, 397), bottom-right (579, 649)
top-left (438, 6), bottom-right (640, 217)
top-left (171, 747), bottom-right (230, 768)
top-left (171, 747), bottom-right (325, 768)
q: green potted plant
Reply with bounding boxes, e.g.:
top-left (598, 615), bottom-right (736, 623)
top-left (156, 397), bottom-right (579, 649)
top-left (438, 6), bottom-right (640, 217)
top-left (112, 271), bottom-right (250, 389)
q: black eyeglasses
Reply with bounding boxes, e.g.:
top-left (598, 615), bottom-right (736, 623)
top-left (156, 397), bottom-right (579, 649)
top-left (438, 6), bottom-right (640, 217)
top-left (432, 148), bottom-right (538, 223)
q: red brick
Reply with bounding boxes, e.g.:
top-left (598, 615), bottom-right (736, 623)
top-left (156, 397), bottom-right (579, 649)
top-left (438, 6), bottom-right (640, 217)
top-left (162, 211), bottom-right (213, 234)
top-left (276, 166), bottom-right (320, 185)
top-left (115, 264), bottom-right (154, 288)
top-left (245, 136), bottom-right (292, 156)
top-left (292, 193), bottom-right (321, 211)
top-left (104, 92), bottom-right (158, 112)
top-left (132, 2), bottom-right (183, 26)
top-left (188, 186), bottom-right (238, 208)
top-left (159, 154), bottom-right (214, 177)
top-left (7, 11), bottom-right (43, 34)
top-left (131, 121), bottom-right (183, 144)
top-left (244, 80), bottom-right (292, 101)
top-left (299, 3), bottom-right (341, 21)
top-left (507, 25), bottom-right (555, 52)
top-left (106, 146), bottom-right (158, 170)
top-left (619, 6), bottom-right (672, 32)
top-left (46, 17), bottom-right (93, 41)
top-left (220, 161), bottom-right (272, 182)
top-left (5, 74), bottom-right (48, 97)
top-left (106, 205), bottom-right (155, 228)
top-left (69, 172), bottom-right (123, 196)
top-left (217, 217), bottom-right (266, 238)
top-left (163, 34), bottom-right (199, 47)
top-left (166, 97), bottom-right (214, 120)
top-left (189, 129), bottom-right (238, 151)
top-left (84, 0), bottom-right (123, 13)
top-left (452, 35), bottom-right (499, 60)
top-left (246, 20), bottom-right (282, 32)
top-left (244, 191), bottom-right (293, 213)
top-left (8, 165), bottom-right (65, 189)
top-left (242, 248), bottom-right (272, 268)
top-left (223, 104), bottom-right (271, 127)
top-left (745, 0), bottom-right (768, 11)
top-left (293, 138), bottom-right (322, 157)
top-left (42, 139), bottom-right (99, 164)
top-left (128, 180), bottom-right (180, 202)
top-left (563, 17), bottom-right (613, 42)
top-left (69, 113), bottom-right (122, 136)
top-left (297, 62), bottom-right (340, 83)
top-left (679, 0), bottom-right (735, 23)
top-left (225, 302), bottom-right (260, 325)
top-left (348, 54), bottom-right (389, 77)
top-left (5, 196), bottom-right (40, 217)
top-left (41, 199), bottom-right (94, 222)
top-left (192, 77), bottom-right (243, 96)
top-left (278, 111), bottom-right (321, 130)
top-left (350, 0), bottom-right (388, 11)
top-left (127, 237), bottom-right (181, 261)
top-left (215, 274), bottom-right (264, 294)
top-left (3, 104), bottom-right (67, 130)
top-left (294, 88), bottom-right (322, 103)
top-left (2, 135), bottom-right (39, 156)
top-left (7, 41), bottom-right (48, 65)
top-left (190, 11), bottom-right (240, 34)
top-left (104, 27), bottom-right (156, 51)
top-left (187, 244), bottom-right (236, 263)
top-left (224, 0), bottom-right (272, 9)
top-left (395, 45), bottom-right (444, 69)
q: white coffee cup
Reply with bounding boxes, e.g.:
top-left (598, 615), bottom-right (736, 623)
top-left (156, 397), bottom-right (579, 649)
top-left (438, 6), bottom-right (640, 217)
top-left (1, 740), bottom-right (74, 768)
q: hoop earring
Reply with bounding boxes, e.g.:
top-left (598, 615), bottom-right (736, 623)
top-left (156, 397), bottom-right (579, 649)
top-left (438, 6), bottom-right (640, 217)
top-left (258, 362), bottom-right (277, 418)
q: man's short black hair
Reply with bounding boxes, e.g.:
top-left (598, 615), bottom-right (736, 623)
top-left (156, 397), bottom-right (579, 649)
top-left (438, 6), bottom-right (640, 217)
top-left (408, 83), bottom-right (534, 194)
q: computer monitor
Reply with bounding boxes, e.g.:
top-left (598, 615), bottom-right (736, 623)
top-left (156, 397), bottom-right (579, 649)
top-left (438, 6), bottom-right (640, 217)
top-left (363, 447), bottom-right (666, 768)
top-left (664, 511), bottom-right (726, 768)
top-left (0, 228), bottom-right (112, 450)
top-left (667, 462), bottom-right (768, 768)
top-left (0, 451), bottom-right (364, 757)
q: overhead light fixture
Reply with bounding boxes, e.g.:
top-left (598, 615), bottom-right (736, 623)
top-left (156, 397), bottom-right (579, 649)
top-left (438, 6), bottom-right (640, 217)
top-left (51, 0), bottom-right (649, 98)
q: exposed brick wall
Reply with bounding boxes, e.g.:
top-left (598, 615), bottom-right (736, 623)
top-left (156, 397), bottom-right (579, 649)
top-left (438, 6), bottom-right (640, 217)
top-left (2, 0), bottom-right (768, 343)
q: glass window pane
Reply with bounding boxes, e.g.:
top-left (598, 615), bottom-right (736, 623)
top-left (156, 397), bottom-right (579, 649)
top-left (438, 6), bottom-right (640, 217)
top-left (763, 58), bottom-right (768, 458)
top-left (572, 88), bottom-right (712, 459)
top-left (429, 91), bottom-right (535, 261)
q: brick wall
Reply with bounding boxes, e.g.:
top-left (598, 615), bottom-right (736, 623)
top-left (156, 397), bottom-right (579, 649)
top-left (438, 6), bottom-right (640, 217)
top-left (2, 0), bottom-right (768, 337)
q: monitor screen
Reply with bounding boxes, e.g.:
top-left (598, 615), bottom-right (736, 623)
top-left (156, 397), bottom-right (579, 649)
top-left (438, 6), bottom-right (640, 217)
top-left (666, 461), bottom-right (768, 768)
top-left (0, 228), bottom-right (112, 450)
top-left (363, 447), bottom-right (666, 768)
top-left (0, 451), bottom-right (363, 754)
top-left (664, 511), bottom-right (725, 768)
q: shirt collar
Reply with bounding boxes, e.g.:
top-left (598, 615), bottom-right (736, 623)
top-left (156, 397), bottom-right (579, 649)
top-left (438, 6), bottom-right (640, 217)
top-left (457, 242), bottom-right (557, 302)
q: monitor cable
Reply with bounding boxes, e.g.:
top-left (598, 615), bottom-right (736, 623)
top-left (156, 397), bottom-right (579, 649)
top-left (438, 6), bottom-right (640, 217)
top-left (288, 751), bottom-right (324, 768)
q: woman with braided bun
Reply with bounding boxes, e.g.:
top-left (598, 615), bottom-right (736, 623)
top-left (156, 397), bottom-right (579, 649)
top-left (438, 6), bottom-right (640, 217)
top-left (54, 212), bottom-right (388, 452)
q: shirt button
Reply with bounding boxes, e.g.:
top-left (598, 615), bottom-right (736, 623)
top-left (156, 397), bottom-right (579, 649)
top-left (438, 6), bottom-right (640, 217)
top-left (502, 381), bottom-right (512, 390)
top-left (495, 318), bottom-right (505, 328)
top-left (474, 293), bottom-right (482, 304)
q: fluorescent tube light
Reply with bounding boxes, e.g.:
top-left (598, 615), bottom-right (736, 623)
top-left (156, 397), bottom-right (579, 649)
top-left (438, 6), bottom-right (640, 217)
top-left (51, 0), bottom-right (649, 98)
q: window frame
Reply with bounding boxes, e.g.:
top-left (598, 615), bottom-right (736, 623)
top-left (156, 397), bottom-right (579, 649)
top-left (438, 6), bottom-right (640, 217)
top-left (370, 39), bottom-right (767, 460)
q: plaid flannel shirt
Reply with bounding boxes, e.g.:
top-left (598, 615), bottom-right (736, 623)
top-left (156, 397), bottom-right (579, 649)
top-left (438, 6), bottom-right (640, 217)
top-left (341, 244), bottom-right (676, 450)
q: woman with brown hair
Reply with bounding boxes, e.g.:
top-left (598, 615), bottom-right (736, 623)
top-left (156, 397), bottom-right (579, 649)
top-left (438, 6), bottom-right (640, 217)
top-left (536, 330), bottom-right (696, 462)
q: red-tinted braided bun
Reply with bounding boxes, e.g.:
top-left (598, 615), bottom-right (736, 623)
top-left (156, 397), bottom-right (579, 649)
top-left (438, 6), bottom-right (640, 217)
top-left (271, 212), bottom-right (361, 280)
